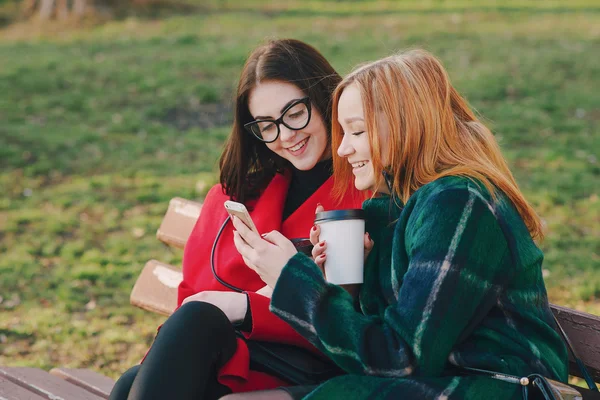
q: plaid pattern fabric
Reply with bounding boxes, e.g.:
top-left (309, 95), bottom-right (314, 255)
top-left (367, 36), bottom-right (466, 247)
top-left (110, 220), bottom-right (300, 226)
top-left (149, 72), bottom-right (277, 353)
top-left (270, 176), bottom-right (568, 399)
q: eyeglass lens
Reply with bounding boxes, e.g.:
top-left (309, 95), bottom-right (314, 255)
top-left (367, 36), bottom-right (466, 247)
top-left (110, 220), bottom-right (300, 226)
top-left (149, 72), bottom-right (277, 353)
top-left (248, 100), bottom-right (310, 142)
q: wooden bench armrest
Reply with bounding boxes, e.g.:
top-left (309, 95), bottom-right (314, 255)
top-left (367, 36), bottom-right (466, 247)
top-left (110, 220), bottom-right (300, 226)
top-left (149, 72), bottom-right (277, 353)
top-left (156, 197), bottom-right (203, 249)
top-left (130, 260), bottom-right (182, 316)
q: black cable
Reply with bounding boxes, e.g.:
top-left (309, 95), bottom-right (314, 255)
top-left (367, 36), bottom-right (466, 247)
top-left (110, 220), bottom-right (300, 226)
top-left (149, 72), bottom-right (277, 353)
top-left (210, 216), bottom-right (244, 293)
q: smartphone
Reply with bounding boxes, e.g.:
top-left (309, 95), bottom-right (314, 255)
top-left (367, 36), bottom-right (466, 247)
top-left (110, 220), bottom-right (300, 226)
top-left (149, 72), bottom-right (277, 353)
top-left (224, 200), bottom-right (259, 234)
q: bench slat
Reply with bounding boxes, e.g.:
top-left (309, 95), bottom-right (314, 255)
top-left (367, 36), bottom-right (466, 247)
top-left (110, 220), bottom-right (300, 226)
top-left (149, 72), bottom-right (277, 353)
top-left (130, 260), bottom-right (181, 316)
top-left (49, 368), bottom-right (114, 399)
top-left (156, 197), bottom-right (202, 249)
top-left (0, 376), bottom-right (46, 400)
top-left (0, 367), bottom-right (104, 400)
top-left (551, 304), bottom-right (600, 382)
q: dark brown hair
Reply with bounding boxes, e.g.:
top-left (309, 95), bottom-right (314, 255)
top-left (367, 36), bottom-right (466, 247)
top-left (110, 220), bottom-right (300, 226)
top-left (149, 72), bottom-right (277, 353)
top-left (219, 39), bottom-right (341, 203)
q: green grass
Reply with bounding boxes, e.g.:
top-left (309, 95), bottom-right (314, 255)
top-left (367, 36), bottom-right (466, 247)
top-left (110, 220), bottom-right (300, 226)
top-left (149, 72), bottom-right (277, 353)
top-left (1, 1), bottom-right (599, 379)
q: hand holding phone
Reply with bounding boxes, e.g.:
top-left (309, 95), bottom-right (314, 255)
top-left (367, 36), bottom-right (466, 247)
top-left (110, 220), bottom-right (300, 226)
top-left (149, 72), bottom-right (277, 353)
top-left (224, 200), bottom-right (259, 234)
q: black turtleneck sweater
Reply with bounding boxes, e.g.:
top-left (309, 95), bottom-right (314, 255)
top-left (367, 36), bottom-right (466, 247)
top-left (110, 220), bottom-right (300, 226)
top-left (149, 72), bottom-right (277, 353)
top-left (282, 158), bottom-right (333, 221)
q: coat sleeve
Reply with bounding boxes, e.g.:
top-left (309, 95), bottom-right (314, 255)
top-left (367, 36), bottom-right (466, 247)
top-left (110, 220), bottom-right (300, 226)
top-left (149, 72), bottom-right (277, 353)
top-left (269, 187), bottom-right (512, 377)
top-left (177, 184), bottom-right (224, 306)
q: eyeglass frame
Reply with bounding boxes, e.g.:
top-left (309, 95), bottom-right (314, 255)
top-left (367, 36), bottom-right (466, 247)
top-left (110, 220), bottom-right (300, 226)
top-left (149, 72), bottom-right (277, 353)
top-left (243, 97), bottom-right (312, 143)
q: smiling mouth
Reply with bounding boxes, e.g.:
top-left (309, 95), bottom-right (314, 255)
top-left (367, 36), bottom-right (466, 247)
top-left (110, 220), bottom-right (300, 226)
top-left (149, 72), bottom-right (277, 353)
top-left (351, 160), bottom-right (368, 170)
top-left (287, 137), bottom-right (309, 152)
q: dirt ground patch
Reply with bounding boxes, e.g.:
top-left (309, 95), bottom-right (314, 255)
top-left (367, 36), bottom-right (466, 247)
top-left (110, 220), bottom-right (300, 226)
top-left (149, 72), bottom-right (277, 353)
top-left (161, 100), bottom-right (233, 131)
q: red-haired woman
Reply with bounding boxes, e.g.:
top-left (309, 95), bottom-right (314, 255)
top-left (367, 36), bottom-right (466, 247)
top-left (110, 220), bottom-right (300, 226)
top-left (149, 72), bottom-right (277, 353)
top-left (109, 39), bottom-right (362, 400)
top-left (230, 50), bottom-right (568, 399)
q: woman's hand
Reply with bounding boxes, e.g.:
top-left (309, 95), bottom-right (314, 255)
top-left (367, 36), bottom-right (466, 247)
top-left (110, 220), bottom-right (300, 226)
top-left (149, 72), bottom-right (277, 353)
top-left (232, 216), bottom-right (297, 288)
top-left (309, 204), bottom-right (327, 270)
top-left (181, 291), bottom-right (247, 323)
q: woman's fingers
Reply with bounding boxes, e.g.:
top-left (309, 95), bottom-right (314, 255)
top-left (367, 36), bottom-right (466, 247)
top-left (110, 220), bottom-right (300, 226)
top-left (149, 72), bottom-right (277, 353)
top-left (233, 230), bottom-right (254, 265)
top-left (261, 230), bottom-right (295, 252)
top-left (232, 229), bottom-right (245, 251)
top-left (231, 216), bottom-right (251, 241)
top-left (311, 240), bottom-right (326, 259)
top-left (232, 216), bottom-right (262, 248)
top-left (313, 204), bottom-right (326, 276)
top-left (311, 204), bottom-right (326, 275)
top-left (309, 224), bottom-right (320, 246)
top-left (314, 253), bottom-right (326, 275)
top-left (364, 232), bottom-right (374, 261)
top-left (310, 204), bottom-right (324, 245)
top-left (315, 204), bottom-right (324, 214)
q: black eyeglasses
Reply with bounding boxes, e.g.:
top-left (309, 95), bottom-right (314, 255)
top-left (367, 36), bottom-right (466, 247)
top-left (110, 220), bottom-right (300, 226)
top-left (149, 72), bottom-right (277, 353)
top-left (244, 97), bottom-right (312, 143)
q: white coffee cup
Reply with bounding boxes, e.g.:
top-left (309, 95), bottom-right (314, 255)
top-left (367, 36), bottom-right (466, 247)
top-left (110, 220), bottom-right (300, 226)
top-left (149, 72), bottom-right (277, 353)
top-left (314, 209), bottom-right (365, 285)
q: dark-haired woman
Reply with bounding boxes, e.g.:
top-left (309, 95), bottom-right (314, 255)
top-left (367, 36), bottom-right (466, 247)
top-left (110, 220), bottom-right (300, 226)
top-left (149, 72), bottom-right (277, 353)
top-left (109, 39), bottom-right (362, 400)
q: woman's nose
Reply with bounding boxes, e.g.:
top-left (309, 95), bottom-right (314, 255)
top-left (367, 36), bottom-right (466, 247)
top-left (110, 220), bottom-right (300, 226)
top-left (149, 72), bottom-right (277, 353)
top-left (278, 124), bottom-right (297, 143)
top-left (337, 135), bottom-right (354, 157)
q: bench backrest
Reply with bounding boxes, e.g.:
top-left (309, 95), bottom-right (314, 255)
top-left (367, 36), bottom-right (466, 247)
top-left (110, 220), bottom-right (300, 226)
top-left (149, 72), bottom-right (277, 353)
top-left (132, 197), bottom-right (600, 383)
top-left (156, 197), bottom-right (203, 249)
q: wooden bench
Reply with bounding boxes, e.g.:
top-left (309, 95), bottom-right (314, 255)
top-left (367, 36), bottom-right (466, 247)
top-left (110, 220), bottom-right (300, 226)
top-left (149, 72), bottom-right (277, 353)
top-left (130, 196), bottom-right (600, 387)
top-left (0, 366), bottom-right (115, 399)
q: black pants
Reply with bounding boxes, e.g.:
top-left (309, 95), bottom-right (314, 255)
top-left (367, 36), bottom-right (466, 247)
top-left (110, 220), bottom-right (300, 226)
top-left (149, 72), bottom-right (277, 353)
top-left (110, 302), bottom-right (237, 400)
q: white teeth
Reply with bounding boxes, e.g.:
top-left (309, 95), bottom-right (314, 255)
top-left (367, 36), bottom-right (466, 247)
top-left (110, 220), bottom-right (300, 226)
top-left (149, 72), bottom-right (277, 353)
top-left (289, 138), bottom-right (308, 152)
top-left (351, 161), bottom-right (367, 168)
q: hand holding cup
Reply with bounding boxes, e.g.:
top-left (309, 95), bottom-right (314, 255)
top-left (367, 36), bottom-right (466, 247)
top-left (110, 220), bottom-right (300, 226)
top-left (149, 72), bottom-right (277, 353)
top-left (310, 204), bottom-right (374, 282)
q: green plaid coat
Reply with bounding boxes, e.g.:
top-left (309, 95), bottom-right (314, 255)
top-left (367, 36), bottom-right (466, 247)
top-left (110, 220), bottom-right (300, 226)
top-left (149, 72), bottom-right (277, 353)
top-left (270, 176), bottom-right (568, 399)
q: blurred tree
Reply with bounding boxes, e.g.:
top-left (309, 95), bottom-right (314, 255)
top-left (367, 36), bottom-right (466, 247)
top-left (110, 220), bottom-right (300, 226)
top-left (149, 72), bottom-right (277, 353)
top-left (19, 0), bottom-right (191, 20)
top-left (20, 0), bottom-right (132, 20)
top-left (22, 0), bottom-right (92, 19)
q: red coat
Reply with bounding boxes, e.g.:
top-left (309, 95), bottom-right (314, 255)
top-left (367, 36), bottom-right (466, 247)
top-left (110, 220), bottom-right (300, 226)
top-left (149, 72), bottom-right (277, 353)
top-left (178, 172), bottom-right (363, 392)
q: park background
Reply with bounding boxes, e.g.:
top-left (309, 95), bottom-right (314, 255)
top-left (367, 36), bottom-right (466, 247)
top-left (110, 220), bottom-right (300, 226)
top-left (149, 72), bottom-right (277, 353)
top-left (0, 0), bottom-right (598, 380)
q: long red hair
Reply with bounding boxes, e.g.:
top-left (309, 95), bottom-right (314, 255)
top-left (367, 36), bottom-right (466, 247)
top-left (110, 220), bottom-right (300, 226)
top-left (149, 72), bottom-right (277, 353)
top-left (331, 49), bottom-right (544, 240)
